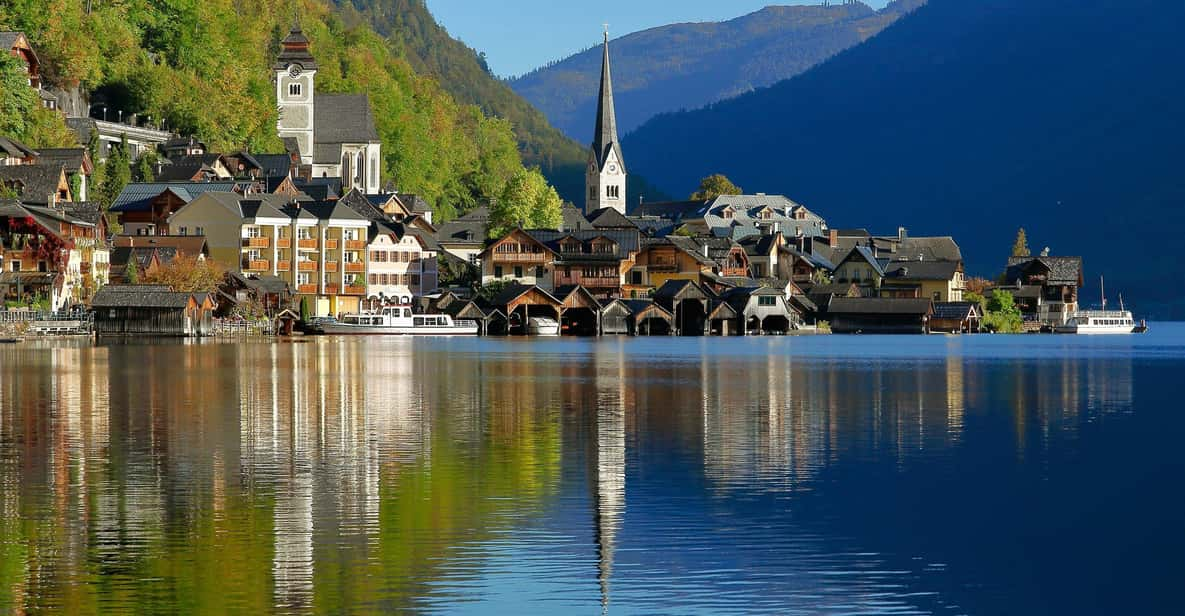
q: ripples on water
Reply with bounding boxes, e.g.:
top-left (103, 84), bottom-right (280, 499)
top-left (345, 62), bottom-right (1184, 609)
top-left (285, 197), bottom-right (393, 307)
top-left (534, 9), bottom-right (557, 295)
top-left (2, 326), bottom-right (1184, 614)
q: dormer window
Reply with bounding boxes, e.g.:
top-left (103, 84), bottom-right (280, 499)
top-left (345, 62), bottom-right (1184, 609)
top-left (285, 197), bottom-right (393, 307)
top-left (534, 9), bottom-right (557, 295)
top-left (289, 83), bottom-right (302, 97)
top-left (723, 208), bottom-right (734, 219)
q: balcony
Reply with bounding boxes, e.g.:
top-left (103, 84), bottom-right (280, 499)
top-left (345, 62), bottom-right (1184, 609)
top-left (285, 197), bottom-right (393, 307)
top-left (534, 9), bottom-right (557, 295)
top-left (492, 252), bottom-right (548, 263)
top-left (276, 260), bottom-right (291, 272)
top-left (324, 262), bottom-right (338, 273)
top-left (277, 238), bottom-right (291, 249)
top-left (324, 284), bottom-right (340, 295)
top-left (344, 285), bottom-right (366, 295)
top-left (557, 276), bottom-right (619, 288)
top-left (344, 240), bottom-right (367, 250)
top-left (297, 284), bottom-right (317, 294)
top-left (297, 239), bottom-right (318, 249)
top-left (242, 237), bottom-right (270, 249)
top-left (298, 261), bottom-right (318, 272)
top-left (324, 239), bottom-right (339, 250)
top-left (241, 260), bottom-right (270, 272)
top-left (344, 262), bottom-right (365, 273)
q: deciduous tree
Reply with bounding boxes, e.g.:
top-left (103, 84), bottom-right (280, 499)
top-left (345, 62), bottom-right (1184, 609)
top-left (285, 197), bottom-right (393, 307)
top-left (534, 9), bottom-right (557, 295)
top-left (141, 255), bottom-right (227, 293)
top-left (691, 174), bottom-right (742, 200)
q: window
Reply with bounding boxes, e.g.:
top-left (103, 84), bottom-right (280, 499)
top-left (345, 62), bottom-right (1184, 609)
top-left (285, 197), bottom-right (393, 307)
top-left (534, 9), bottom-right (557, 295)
top-left (38, 261), bottom-right (47, 273)
top-left (758, 295), bottom-right (777, 307)
top-left (630, 270), bottom-right (643, 285)
top-left (178, 227), bottom-right (188, 236)
top-left (298, 227), bottom-right (314, 240)
top-left (535, 266), bottom-right (544, 278)
top-left (606, 185), bottom-right (620, 199)
top-left (196, 227), bottom-right (205, 236)
top-left (297, 273), bottom-right (311, 285)
top-left (494, 265), bottom-right (504, 278)
top-left (933, 292), bottom-right (942, 302)
top-left (289, 83), bottom-right (302, 97)
top-left (410, 274), bottom-right (420, 287)
top-left (514, 266), bottom-right (523, 278)
top-left (589, 186), bottom-right (597, 201)
top-left (245, 226), bottom-right (262, 238)
top-left (369, 274), bottom-right (378, 285)
top-left (9, 262), bottom-right (18, 272)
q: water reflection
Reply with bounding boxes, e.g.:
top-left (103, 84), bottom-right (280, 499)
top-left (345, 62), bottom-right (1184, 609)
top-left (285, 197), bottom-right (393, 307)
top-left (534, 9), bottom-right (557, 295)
top-left (0, 335), bottom-right (1165, 615)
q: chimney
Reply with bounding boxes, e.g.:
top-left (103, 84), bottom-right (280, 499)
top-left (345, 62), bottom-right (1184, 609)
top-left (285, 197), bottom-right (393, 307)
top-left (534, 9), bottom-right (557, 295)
top-left (771, 221), bottom-right (780, 236)
top-left (829, 228), bottom-right (838, 247)
top-left (898, 226), bottom-right (908, 242)
top-left (702, 242), bottom-right (710, 258)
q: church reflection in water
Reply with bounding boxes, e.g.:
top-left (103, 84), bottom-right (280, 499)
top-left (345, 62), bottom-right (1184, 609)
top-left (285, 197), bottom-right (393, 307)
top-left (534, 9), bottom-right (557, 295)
top-left (0, 338), bottom-right (1138, 613)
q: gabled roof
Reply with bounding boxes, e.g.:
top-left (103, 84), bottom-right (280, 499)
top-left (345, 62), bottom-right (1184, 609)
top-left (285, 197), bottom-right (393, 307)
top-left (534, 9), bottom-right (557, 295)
top-left (33, 148), bottom-right (91, 174)
top-left (338, 188), bottom-right (388, 221)
top-left (393, 193), bottom-right (432, 213)
top-left (488, 282), bottom-right (560, 307)
top-left (933, 302), bottom-right (981, 320)
top-left (896, 236), bottom-right (962, 263)
top-left (59, 201), bottom-right (104, 227)
top-left (315, 94), bottom-right (380, 146)
top-left (661, 236), bottom-right (716, 266)
top-left (110, 246), bottom-right (175, 270)
top-left (435, 216), bottom-right (486, 245)
top-left (525, 228), bottom-right (640, 259)
top-left (837, 245), bottom-right (886, 277)
top-left (1005, 256), bottom-right (1084, 286)
top-left (738, 233), bottom-right (779, 256)
top-left (293, 177), bottom-right (342, 201)
top-left (779, 245), bottom-right (836, 271)
top-left (654, 279), bottom-right (709, 306)
top-left (109, 182), bottom-right (240, 213)
top-left (0, 136), bottom-right (37, 159)
top-left (91, 285), bottom-right (193, 308)
top-left (552, 284), bottom-right (603, 309)
top-left (253, 154), bottom-right (293, 179)
top-left (561, 204), bottom-right (591, 231)
top-left (585, 207), bottom-right (636, 229)
top-left (0, 164), bottom-right (66, 205)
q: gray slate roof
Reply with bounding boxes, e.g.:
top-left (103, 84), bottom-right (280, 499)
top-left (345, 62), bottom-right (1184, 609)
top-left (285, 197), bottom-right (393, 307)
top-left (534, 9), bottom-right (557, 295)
top-left (0, 136), bottom-right (36, 159)
top-left (585, 207), bottom-right (636, 229)
top-left (314, 94), bottom-right (380, 147)
top-left (92, 285), bottom-right (192, 308)
top-left (1006, 256), bottom-right (1084, 286)
top-left (0, 165), bottom-right (64, 205)
top-left (34, 148), bottom-right (88, 172)
top-left (883, 260), bottom-right (961, 281)
top-left (933, 302), bottom-right (981, 320)
top-left (525, 228), bottom-right (641, 260)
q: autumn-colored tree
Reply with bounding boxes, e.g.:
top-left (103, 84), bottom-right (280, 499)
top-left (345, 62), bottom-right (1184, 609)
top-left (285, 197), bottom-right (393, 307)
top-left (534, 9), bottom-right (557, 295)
top-left (691, 174), bottom-right (742, 200)
top-left (1011, 228), bottom-right (1031, 257)
top-left (141, 255), bottom-right (227, 293)
top-left (964, 276), bottom-right (994, 296)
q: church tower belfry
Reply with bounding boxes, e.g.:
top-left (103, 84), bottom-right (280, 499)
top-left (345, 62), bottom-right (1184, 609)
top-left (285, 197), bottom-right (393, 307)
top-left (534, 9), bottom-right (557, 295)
top-left (275, 24), bottom-right (318, 166)
top-left (586, 30), bottom-right (627, 214)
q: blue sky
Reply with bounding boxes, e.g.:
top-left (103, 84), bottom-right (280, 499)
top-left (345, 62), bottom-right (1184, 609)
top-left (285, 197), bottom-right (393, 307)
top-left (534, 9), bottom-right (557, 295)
top-left (425, 1), bottom-right (891, 78)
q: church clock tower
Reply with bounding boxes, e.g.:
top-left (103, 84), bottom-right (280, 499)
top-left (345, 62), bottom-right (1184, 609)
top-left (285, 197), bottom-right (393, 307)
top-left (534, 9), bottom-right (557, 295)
top-left (275, 24), bottom-right (317, 166)
top-left (586, 31), bottom-right (627, 215)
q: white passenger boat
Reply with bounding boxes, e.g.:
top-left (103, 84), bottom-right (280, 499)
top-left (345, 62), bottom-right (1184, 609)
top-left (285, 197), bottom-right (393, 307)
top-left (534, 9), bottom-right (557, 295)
top-left (312, 306), bottom-right (478, 335)
top-left (527, 316), bottom-right (560, 336)
top-left (1054, 311), bottom-right (1142, 334)
top-left (1054, 279), bottom-right (1147, 334)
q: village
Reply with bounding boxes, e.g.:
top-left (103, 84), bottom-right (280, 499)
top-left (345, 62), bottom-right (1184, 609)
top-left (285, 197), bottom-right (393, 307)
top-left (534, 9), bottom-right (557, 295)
top-left (1, 26), bottom-right (1088, 339)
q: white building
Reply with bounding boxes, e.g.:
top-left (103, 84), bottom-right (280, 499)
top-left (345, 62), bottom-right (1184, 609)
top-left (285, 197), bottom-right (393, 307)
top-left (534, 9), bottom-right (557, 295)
top-left (274, 24), bottom-right (382, 194)
top-left (585, 32), bottom-right (627, 215)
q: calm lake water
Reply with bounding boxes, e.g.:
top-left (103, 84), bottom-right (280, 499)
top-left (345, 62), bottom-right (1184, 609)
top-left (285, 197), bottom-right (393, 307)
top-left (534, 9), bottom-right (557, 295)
top-left (2, 326), bottom-right (1184, 615)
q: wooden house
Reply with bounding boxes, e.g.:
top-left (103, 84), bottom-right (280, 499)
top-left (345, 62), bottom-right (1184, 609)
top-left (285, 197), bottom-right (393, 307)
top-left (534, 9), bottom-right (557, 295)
top-left (828, 297), bottom-right (934, 334)
top-left (487, 282), bottom-right (562, 335)
top-left (1004, 256), bottom-right (1083, 327)
top-left (623, 299), bottom-right (673, 336)
top-left (653, 279), bottom-right (711, 336)
top-left (931, 302), bottom-right (983, 333)
top-left (553, 285), bottom-right (602, 336)
top-left (720, 286), bottom-right (800, 334)
top-left (92, 285), bottom-right (214, 337)
top-left (600, 299), bottom-right (633, 335)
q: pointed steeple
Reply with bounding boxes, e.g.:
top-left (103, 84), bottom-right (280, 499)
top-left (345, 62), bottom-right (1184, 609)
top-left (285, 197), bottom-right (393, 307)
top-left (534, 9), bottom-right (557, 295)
top-left (591, 31), bottom-right (623, 169)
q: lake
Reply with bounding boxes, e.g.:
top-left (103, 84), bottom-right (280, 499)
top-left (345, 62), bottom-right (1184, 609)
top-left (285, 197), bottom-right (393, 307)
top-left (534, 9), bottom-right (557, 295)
top-left (2, 327), bottom-right (1184, 614)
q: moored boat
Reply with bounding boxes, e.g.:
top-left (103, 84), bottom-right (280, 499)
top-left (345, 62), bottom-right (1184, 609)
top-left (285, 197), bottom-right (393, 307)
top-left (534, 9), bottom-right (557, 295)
top-left (527, 316), bottom-right (560, 336)
top-left (1053, 311), bottom-right (1140, 334)
top-left (310, 306), bottom-right (478, 335)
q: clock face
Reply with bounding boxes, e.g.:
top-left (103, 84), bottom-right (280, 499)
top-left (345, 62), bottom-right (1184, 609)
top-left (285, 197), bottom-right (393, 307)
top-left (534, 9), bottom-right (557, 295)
top-left (288, 64), bottom-right (303, 78)
top-left (608, 164), bottom-right (617, 173)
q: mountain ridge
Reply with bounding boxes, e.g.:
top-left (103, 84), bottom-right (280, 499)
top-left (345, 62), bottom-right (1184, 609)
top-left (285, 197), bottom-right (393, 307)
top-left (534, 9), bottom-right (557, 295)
top-left (510, 1), bottom-right (925, 141)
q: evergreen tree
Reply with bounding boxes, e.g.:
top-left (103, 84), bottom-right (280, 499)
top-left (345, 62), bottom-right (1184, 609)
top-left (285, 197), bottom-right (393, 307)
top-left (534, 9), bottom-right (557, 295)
top-left (1011, 228), bottom-right (1031, 257)
top-left (97, 135), bottom-right (132, 209)
top-left (135, 152), bottom-right (158, 182)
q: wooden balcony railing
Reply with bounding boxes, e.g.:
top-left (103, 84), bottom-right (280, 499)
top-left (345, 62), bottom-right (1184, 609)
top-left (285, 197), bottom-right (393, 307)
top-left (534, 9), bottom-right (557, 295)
top-left (492, 252), bottom-right (548, 263)
top-left (241, 260), bottom-right (270, 272)
top-left (298, 261), bottom-right (318, 272)
top-left (323, 239), bottom-right (339, 250)
top-left (297, 239), bottom-right (318, 249)
top-left (344, 262), bottom-right (364, 273)
top-left (242, 237), bottom-right (270, 249)
top-left (344, 240), bottom-right (367, 250)
top-left (557, 276), bottom-right (619, 288)
top-left (344, 285), bottom-right (366, 295)
top-left (276, 238), bottom-right (291, 249)
top-left (276, 260), bottom-right (291, 272)
top-left (324, 284), bottom-right (340, 295)
top-left (323, 262), bottom-right (338, 273)
top-left (297, 284), bottom-right (317, 294)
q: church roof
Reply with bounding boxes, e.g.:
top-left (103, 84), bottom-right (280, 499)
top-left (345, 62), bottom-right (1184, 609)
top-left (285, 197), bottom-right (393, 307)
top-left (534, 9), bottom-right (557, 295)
top-left (590, 34), bottom-right (624, 170)
top-left (274, 24), bottom-right (317, 70)
top-left (314, 94), bottom-right (380, 148)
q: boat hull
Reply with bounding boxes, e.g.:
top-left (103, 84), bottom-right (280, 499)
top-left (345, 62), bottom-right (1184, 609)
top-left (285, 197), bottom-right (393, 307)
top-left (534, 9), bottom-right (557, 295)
top-left (1053, 325), bottom-right (1137, 335)
top-left (314, 324), bottom-right (478, 335)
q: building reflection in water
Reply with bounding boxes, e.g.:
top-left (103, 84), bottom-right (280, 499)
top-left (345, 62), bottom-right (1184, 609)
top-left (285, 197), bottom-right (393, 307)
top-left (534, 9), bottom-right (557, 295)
top-left (0, 339), bottom-right (1139, 613)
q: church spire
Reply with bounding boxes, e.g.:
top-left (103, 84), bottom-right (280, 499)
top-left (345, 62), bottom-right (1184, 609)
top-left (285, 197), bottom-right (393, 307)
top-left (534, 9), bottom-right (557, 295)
top-left (591, 30), bottom-right (622, 169)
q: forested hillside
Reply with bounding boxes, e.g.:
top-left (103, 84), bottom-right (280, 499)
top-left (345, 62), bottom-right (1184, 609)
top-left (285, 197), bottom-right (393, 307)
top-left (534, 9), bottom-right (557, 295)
top-left (511, 1), bottom-right (924, 140)
top-left (623, 0), bottom-right (1185, 316)
top-left (0, 0), bottom-right (530, 220)
top-left (329, 0), bottom-right (667, 210)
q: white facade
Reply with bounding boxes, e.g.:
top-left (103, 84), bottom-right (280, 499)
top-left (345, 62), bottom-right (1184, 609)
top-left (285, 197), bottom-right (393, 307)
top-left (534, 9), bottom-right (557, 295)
top-left (276, 66), bottom-right (316, 167)
top-left (366, 233), bottom-right (438, 304)
top-left (586, 147), bottom-right (626, 214)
